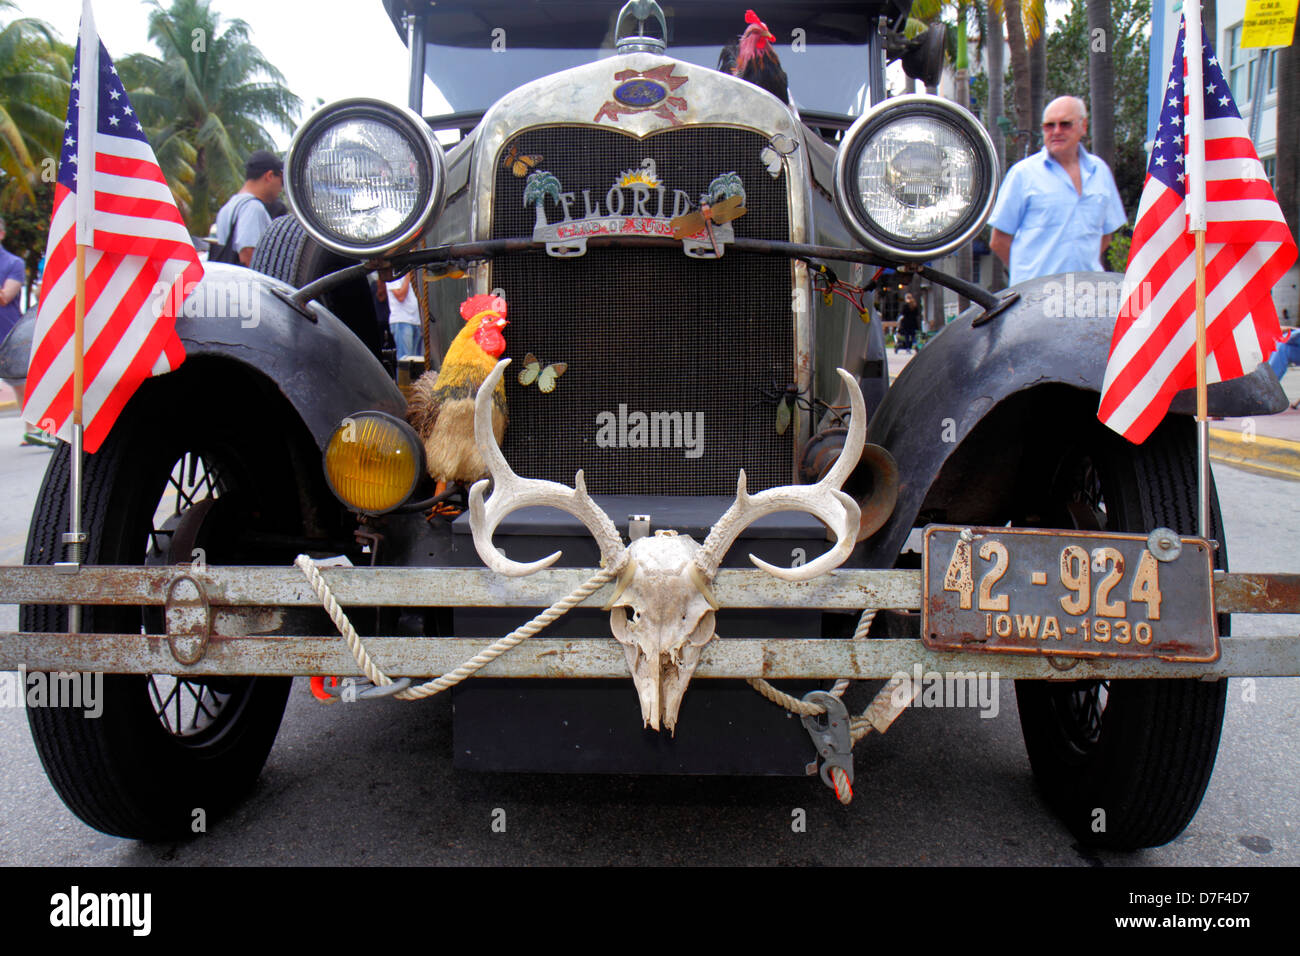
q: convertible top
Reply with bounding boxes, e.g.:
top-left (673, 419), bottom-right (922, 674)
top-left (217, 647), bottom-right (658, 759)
top-left (380, 0), bottom-right (912, 49)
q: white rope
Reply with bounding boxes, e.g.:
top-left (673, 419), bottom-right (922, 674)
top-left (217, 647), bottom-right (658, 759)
top-left (298, 553), bottom-right (884, 800)
top-left (747, 607), bottom-right (876, 710)
top-left (746, 607), bottom-right (885, 757)
top-left (295, 554), bottom-right (617, 701)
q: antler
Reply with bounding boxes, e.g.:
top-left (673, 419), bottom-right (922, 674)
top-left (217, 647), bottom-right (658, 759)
top-left (468, 360), bottom-right (628, 576)
top-left (695, 368), bottom-right (866, 581)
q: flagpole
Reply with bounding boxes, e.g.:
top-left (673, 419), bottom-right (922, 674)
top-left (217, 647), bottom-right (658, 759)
top-left (62, 0), bottom-right (99, 632)
top-left (1185, 2), bottom-right (1211, 539)
top-left (65, 247), bottom-right (86, 632)
top-left (1195, 236), bottom-right (1210, 539)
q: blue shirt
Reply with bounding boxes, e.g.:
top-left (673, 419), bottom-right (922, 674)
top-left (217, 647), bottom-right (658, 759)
top-left (988, 144), bottom-right (1127, 285)
top-left (0, 245), bottom-right (25, 340)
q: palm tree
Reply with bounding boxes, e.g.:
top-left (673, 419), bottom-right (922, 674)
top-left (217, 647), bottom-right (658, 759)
top-left (1086, 0), bottom-right (1114, 169)
top-left (128, 0), bottom-right (300, 235)
top-left (523, 171), bottom-right (561, 229)
top-left (1029, 25), bottom-right (1046, 152)
top-left (999, 0), bottom-right (1049, 159)
top-left (116, 52), bottom-right (199, 220)
top-left (0, 1), bottom-right (70, 204)
top-left (985, 0), bottom-right (1006, 289)
top-left (954, 3), bottom-right (973, 310)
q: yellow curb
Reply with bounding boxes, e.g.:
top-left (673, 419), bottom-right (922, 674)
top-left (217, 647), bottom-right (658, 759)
top-left (0, 400), bottom-right (16, 413)
top-left (1209, 427), bottom-right (1300, 481)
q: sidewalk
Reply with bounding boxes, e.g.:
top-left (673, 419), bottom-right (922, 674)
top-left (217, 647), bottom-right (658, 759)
top-left (0, 380), bottom-right (14, 413)
top-left (1212, 371), bottom-right (1300, 481)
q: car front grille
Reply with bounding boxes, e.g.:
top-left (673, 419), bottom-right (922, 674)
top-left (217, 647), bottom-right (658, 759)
top-left (489, 125), bottom-right (794, 495)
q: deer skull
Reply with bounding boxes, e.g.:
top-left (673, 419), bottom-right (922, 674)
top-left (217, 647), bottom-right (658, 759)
top-left (467, 360), bottom-right (867, 733)
top-left (604, 531), bottom-right (719, 732)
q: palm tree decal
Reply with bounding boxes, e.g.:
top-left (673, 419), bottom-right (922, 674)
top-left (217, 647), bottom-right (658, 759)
top-left (523, 170), bottom-right (562, 228)
top-left (705, 171), bottom-right (745, 205)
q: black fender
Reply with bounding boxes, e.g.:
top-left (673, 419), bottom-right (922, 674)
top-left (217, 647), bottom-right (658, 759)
top-left (0, 263), bottom-right (405, 450)
top-left (861, 271), bottom-right (1288, 566)
top-left (176, 264), bottom-right (405, 449)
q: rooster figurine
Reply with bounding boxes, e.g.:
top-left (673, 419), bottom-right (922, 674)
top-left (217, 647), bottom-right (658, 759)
top-left (718, 9), bottom-right (788, 103)
top-left (407, 293), bottom-right (509, 512)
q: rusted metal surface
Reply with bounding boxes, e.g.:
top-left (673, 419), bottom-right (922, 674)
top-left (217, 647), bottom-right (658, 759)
top-left (0, 565), bottom-right (923, 610)
top-left (922, 526), bottom-right (1220, 663)
top-left (860, 673), bottom-right (921, 734)
top-left (1214, 572), bottom-right (1300, 613)
top-left (0, 633), bottom-right (1295, 679)
top-left (7, 564), bottom-right (1300, 624)
top-left (164, 573), bottom-right (211, 665)
top-left (3, 564), bottom-right (1299, 615)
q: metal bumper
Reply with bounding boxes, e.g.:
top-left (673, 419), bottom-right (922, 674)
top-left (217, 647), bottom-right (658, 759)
top-left (0, 565), bottom-right (1297, 680)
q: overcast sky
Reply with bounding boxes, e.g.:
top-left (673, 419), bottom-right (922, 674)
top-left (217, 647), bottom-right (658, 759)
top-left (27, 0), bottom-right (1083, 145)
top-left (29, 0), bottom-right (451, 148)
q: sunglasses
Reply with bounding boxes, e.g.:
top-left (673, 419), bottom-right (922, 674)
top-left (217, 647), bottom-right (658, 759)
top-left (1041, 120), bottom-right (1075, 131)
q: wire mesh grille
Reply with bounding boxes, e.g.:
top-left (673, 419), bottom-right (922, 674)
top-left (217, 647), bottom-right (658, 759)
top-left (489, 125), bottom-right (795, 494)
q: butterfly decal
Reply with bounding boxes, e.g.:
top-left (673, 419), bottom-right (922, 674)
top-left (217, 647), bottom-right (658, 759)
top-left (518, 353), bottom-right (568, 393)
top-left (671, 172), bottom-right (748, 239)
top-left (669, 194), bottom-right (747, 240)
top-left (760, 134), bottom-right (799, 177)
top-left (503, 143), bottom-right (543, 178)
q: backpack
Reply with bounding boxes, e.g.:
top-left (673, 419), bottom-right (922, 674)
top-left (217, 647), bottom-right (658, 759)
top-left (209, 196), bottom-right (258, 265)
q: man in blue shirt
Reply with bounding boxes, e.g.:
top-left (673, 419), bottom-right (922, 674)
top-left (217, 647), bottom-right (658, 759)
top-left (988, 96), bottom-right (1127, 284)
top-left (213, 150), bottom-right (283, 266)
top-left (0, 216), bottom-right (25, 342)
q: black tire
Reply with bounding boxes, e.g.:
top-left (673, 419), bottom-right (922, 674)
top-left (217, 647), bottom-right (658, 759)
top-left (21, 396), bottom-right (298, 841)
top-left (249, 215), bottom-right (383, 357)
top-left (1015, 416), bottom-right (1228, 850)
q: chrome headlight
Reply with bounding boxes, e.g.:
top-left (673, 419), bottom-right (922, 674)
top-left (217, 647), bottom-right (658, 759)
top-left (284, 99), bottom-right (445, 257)
top-left (833, 95), bottom-right (998, 260)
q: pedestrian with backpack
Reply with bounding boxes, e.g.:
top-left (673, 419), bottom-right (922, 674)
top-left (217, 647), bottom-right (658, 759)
top-left (211, 150), bottom-right (284, 266)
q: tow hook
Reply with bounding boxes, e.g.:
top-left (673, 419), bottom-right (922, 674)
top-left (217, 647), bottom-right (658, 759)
top-left (801, 690), bottom-right (854, 803)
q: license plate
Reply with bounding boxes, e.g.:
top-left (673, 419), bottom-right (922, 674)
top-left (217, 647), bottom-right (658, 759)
top-left (921, 526), bottom-right (1219, 662)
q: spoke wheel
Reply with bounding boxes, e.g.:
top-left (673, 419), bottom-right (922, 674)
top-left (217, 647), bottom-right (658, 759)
top-left (22, 399), bottom-right (297, 840)
top-left (1014, 416), bottom-right (1228, 850)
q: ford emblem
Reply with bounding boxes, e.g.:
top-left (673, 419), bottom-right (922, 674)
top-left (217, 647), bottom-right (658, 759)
top-left (614, 79), bottom-right (667, 107)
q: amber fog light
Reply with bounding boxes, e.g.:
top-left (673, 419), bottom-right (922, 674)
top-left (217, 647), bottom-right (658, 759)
top-left (323, 411), bottom-right (423, 514)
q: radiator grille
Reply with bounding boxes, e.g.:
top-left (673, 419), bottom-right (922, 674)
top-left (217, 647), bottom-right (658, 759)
top-left (490, 125), bottom-right (794, 494)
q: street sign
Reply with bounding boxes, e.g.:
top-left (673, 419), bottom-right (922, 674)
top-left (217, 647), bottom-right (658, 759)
top-left (1241, 0), bottom-right (1299, 48)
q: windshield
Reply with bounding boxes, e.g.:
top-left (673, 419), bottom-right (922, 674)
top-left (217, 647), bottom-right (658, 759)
top-left (426, 42), bottom-right (871, 117)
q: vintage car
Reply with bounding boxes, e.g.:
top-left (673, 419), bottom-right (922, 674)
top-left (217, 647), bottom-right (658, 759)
top-left (1, 0), bottom-right (1296, 849)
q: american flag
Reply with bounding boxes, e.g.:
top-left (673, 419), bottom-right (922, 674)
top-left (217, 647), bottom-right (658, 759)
top-left (24, 12), bottom-right (203, 453)
top-left (1098, 22), bottom-right (1297, 443)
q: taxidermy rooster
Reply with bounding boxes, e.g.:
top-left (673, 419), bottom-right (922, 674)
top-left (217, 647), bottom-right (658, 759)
top-left (406, 293), bottom-right (509, 510)
top-left (718, 9), bottom-right (788, 103)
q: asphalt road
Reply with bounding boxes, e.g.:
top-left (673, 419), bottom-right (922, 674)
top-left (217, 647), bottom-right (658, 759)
top-left (0, 409), bottom-right (1296, 867)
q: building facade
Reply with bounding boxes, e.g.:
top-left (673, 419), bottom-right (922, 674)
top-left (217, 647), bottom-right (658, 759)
top-left (1151, 1), bottom-right (1297, 314)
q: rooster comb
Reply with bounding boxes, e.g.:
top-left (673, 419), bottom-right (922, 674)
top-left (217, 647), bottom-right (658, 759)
top-left (745, 9), bottom-right (763, 26)
top-left (460, 293), bottom-right (507, 322)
